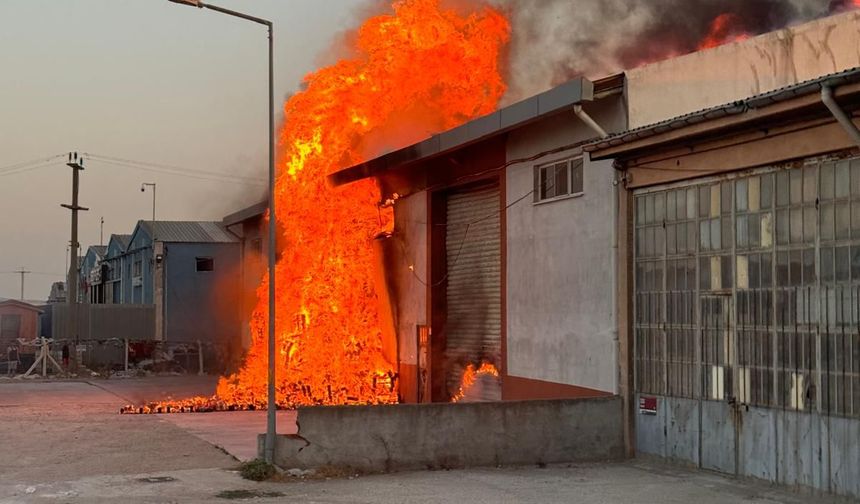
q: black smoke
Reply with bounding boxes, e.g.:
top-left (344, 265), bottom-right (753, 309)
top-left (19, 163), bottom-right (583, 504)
top-left (491, 0), bottom-right (855, 100)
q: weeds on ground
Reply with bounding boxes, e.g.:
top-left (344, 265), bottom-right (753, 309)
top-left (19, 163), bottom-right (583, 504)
top-left (238, 459), bottom-right (276, 481)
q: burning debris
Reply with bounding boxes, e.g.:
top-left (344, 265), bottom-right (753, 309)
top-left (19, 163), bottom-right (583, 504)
top-left (451, 363), bottom-right (500, 403)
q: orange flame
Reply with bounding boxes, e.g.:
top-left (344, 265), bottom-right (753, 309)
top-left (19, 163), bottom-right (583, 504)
top-left (450, 363), bottom-right (500, 403)
top-left (698, 13), bottom-right (749, 50)
top-left (211, 0), bottom-right (510, 408)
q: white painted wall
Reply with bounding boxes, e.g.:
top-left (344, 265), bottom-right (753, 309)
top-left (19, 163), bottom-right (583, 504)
top-left (505, 102), bottom-right (622, 393)
top-left (627, 10), bottom-right (860, 128)
top-left (391, 191), bottom-right (428, 366)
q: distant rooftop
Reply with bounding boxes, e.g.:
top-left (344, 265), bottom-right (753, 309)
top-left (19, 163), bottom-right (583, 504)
top-left (138, 221), bottom-right (239, 244)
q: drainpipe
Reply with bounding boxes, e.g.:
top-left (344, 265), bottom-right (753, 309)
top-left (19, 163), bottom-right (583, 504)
top-left (822, 85), bottom-right (860, 147)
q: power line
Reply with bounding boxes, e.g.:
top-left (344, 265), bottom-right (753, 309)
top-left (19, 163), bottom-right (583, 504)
top-left (0, 161), bottom-right (65, 178)
top-left (83, 153), bottom-right (266, 185)
top-left (0, 153), bottom-right (66, 174)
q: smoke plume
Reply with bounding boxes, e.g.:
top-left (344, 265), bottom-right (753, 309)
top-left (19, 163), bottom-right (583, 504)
top-left (492, 0), bottom-right (854, 101)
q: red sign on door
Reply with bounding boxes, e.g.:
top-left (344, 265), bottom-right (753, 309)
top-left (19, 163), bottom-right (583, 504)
top-left (639, 396), bottom-right (657, 415)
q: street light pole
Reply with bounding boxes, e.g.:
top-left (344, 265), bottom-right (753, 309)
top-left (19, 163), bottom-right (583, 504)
top-left (168, 0), bottom-right (277, 465)
top-left (141, 183), bottom-right (156, 221)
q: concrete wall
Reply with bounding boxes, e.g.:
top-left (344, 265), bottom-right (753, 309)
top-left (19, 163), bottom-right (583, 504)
top-left (164, 242), bottom-right (240, 346)
top-left (504, 98), bottom-right (625, 394)
top-left (265, 397), bottom-right (623, 472)
top-left (627, 10), bottom-right (860, 128)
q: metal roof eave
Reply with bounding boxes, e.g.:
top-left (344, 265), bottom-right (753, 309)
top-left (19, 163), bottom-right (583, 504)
top-left (328, 77), bottom-right (596, 187)
top-left (586, 67), bottom-right (860, 159)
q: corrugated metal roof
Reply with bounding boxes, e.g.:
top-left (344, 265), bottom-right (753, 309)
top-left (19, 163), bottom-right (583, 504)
top-left (586, 67), bottom-right (860, 153)
top-left (328, 77), bottom-right (597, 187)
top-left (89, 245), bottom-right (107, 258)
top-left (139, 221), bottom-right (239, 243)
top-left (111, 234), bottom-right (132, 250)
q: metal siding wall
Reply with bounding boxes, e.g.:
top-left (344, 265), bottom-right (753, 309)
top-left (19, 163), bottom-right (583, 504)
top-left (445, 183), bottom-right (502, 401)
top-left (50, 304), bottom-right (155, 341)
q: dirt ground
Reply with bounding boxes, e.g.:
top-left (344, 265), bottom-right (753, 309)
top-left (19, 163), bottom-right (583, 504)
top-left (0, 378), bottom-right (845, 503)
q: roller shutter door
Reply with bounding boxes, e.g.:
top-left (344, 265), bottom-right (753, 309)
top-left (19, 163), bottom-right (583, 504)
top-left (445, 182), bottom-right (502, 401)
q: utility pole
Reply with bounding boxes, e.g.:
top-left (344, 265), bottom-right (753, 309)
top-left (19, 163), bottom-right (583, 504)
top-left (62, 152), bottom-right (88, 370)
top-left (100, 217), bottom-right (104, 246)
top-left (14, 267), bottom-right (30, 300)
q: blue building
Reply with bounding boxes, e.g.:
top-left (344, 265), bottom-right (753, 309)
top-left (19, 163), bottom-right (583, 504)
top-left (81, 221), bottom-right (241, 348)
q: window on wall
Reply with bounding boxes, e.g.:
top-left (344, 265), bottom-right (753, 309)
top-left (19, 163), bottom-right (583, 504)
top-left (196, 257), bottom-right (214, 272)
top-left (534, 157), bottom-right (584, 203)
top-left (132, 260), bottom-right (142, 277)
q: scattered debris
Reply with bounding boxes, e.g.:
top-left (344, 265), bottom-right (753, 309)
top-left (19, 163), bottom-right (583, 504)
top-left (137, 476), bottom-right (177, 484)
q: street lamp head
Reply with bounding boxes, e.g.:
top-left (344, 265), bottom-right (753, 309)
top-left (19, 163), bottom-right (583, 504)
top-left (168, 0), bottom-right (203, 7)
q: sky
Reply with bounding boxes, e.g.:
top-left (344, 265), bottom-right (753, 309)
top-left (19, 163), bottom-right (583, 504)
top-left (0, 0), bottom-right (367, 301)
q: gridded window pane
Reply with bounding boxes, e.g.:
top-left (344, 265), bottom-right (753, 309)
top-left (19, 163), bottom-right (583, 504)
top-left (686, 189), bottom-right (697, 219)
top-left (790, 169), bottom-right (803, 204)
top-left (852, 159), bottom-right (860, 196)
top-left (646, 195), bottom-right (656, 224)
top-left (803, 249), bottom-right (816, 285)
top-left (570, 158), bottom-right (584, 194)
top-left (637, 197), bottom-right (646, 225)
top-left (777, 209), bottom-right (790, 245)
top-left (836, 161), bottom-right (850, 199)
top-left (837, 202), bottom-right (850, 240)
top-left (699, 186), bottom-right (710, 217)
top-left (821, 163), bottom-right (835, 201)
top-left (803, 166), bottom-right (817, 203)
top-left (790, 250), bottom-right (802, 286)
top-left (737, 215), bottom-right (749, 248)
top-left (721, 255), bottom-right (733, 289)
top-left (554, 163), bottom-right (569, 196)
top-left (700, 257), bottom-right (711, 290)
top-left (721, 182), bottom-right (732, 215)
top-left (761, 252), bottom-right (773, 287)
top-left (790, 208), bottom-right (803, 244)
top-left (761, 174), bottom-right (773, 208)
top-left (822, 247), bottom-right (835, 283)
top-left (667, 224), bottom-right (676, 254)
top-left (804, 207), bottom-right (817, 243)
top-left (700, 221), bottom-right (711, 250)
top-left (736, 179), bottom-right (748, 211)
top-left (837, 246), bottom-right (851, 282)
top-left (667, 191), bottom-right (677, 221)
top-left (777, 251), bottom-right (790, 287)
top-left (821, 203), bottom-right (835, 241)
top-left (777, 171), bottom-right (790, 206)
top-left (711, 218), bottom-right (721, 250)
top-left (655, 193), bottom-right (665, 223)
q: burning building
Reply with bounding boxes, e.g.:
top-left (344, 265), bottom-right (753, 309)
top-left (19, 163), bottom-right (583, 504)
top-left (330, 75), bottom-right (626, 403)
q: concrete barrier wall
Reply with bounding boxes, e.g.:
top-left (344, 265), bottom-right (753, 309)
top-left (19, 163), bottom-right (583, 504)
top-left (263, 397), bottom-right (623, 472)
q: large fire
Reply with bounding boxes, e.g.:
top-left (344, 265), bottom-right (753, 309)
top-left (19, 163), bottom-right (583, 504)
top-left (122, 2), bottom-right (860, 415)
top-left (211, 0), bottom-right (507, 408)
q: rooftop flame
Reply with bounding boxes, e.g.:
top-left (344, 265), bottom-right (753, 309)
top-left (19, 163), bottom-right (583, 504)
top-left (213, 0), bottom-right (510, 408)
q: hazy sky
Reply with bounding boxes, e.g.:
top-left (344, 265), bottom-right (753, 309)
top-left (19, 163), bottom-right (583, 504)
top-left (0, 0), bottom-right (367, 300)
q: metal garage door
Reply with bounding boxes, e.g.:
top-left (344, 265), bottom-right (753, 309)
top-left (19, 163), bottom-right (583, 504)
top-left (445, 182), bottom-right (502, 401)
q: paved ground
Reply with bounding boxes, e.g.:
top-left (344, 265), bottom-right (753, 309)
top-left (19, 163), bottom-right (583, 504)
top-left (0, 378), bottom-right (846, 503)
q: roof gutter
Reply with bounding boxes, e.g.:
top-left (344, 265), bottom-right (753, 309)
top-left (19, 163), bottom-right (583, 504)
top-left (822, 84), bottom-right (860, 148)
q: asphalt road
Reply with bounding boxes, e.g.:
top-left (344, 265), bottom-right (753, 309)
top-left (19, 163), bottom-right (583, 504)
top-left (0, 377), bottom-right (840, 503)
